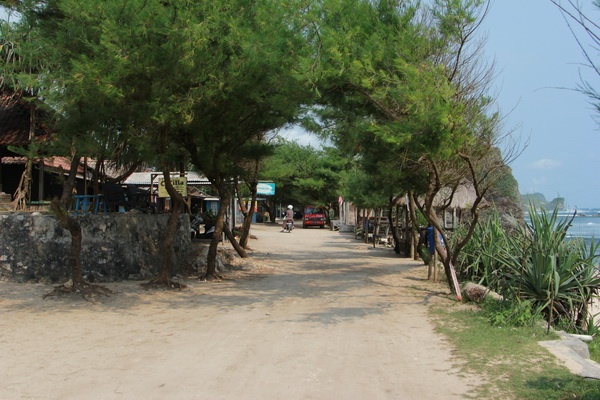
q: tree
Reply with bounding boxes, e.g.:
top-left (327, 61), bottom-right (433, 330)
top-left (260, 140), bottom-right (345, 220)
top-left (307, 0), bottom-right (521, 293)
top-left (549, 0), bottom-right (600, 123)
top-left (235, 156), bottom-right (263, 249)
top-left (0, 0), bottom-right (134, 296)
top-left (178, 0), bottom-right (312, 279)
top-left (1, 0), bottom-right (314, 284)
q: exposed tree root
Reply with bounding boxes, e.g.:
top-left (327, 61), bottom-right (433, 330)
top-left (141, 278), bottom-right (187, 290)
top-left (199, 273), bottom-right (224, 282)
top-left (43, 280), bottom-right (114, 301)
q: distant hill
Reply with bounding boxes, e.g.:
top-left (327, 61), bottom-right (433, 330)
top-left (521, 193), bottom-right (565, 210)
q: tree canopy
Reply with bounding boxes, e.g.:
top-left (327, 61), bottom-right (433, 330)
top-left (0, 0), bottom-right (520, 292)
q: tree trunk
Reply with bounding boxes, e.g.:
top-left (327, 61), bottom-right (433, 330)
top-left (408, 192), bottom-right (420, 261)
top-left (12, 157), bottom-right (32, 211)
top-left (149, 169), bottom-right (186, 287)
top-left (224, 223), bottom-right (248, 258)
top-left (388, 195), bottom-right (402, 254)
top-left (237, 178), bottom-right (258, 249)
top-left (363, 209), bottom-right (370, 244)
top-left (205, 177), bottom-right (229, 279)
top-left (51, 154), bottom-right (86, 286)
top-left (205, 199), bottom-right (227, 278)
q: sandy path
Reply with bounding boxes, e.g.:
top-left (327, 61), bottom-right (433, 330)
top-left (0, 223), bottom-right (481, 399)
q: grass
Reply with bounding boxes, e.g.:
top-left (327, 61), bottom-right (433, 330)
top-left (589, 338), bottom-right (600, 364)
top-left (431, 304), bottom-right (600, 399)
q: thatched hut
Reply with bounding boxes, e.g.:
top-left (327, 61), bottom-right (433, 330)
top-left (432, 181), bottom-right (488, 229)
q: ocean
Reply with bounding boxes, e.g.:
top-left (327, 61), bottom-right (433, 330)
top-left (553, 208), bottom-right (600, 252)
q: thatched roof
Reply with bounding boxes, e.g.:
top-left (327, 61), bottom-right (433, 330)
top-left (432, 181), bottom-right (487, 209)
top-left (0, 88), bottom-right (52, 146)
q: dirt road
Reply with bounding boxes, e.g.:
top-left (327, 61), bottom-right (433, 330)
top-left (0, 223), bottom-right (481, 399)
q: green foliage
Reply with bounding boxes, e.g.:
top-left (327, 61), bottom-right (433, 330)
top-left (501, 207), bottom-right (600, 331)
top-left (260, 140), bottom-right (345, 209)
top-left (487, 161), bottom-right (521, 204)
top-left (585, 312), bottom-right (600, 337)
top-left (482, 298), bottom-right (539, 328)
top-left (343, 167), bottom-right (390, 209)
top-left (433, 306), bottom-right (600, 399)
top-left (588, 335), bottom-right (600, 364)
top-left (460, 204), bottom-right (600, 333)
top-left (455, 211), bottom-right (518, 291)
top-left (309, 0), bottom-right (469, 189)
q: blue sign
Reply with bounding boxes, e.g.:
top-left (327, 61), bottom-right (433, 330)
top-left (257, 182), bottom-right (275, 196)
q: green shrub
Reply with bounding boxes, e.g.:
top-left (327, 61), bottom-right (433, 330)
top-left (496, 206), bottom-right (600, 332)
top-left (482, 298), bottom-right (539, 327)
top-left (455, 211), bottom-right (519, 292)
top-left (588, 337), bottom-right (600, 363)
top-left (459, 204), bottom-right (600, 334)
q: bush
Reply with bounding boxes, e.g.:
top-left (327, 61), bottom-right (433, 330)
top-left (498, 207), bottom-right (600, 332)
top-left (458, 205), bottom-right (600, 333)
top-left (455, 211), bottom-right (519, 292)
top-left (482, 298), bottom-right (539, 327)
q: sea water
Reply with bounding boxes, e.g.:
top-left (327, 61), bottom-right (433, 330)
top-left (523, 208), bottom-right (600, 254)
top-left (557, 208), bottom-right (600, 253)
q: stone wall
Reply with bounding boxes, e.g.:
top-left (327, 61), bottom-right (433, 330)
top-left (0, 212), bottom-right (191, 282)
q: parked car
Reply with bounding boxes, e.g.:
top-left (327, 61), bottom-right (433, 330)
top-left (303, 205), bottom-right (327, 229)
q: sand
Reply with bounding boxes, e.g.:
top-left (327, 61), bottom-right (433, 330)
top-left (0, 223), bottom-right (482, 400)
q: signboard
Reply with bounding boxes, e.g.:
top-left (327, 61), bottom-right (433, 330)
top-left (257, 182), bottom-right (275, 196)
top-left (158, 177), bottom-right (188, 198)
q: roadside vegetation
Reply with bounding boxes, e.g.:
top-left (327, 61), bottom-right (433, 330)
top-left (432, 304), bottom-right (600, 399)
top-left (1, 0), bottom-right (517, 295)
top-left (433, 204), bottom-right (600, 398)
top-left (455, 205), bottom-right (600, 334)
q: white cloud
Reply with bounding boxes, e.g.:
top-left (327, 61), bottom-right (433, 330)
top-left (278, 125), bottom-right (326, 147)
top-left (531, 158), bottom-right (561, 170)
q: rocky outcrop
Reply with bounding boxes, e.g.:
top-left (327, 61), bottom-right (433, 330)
top-left (540, 331), bottom-right (600, 380)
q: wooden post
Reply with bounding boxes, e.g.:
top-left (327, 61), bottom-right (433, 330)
top-left (433, 250), bottom-right (438, 282)
top-left (428, 254), bottom-right (433, 280)
top-left (38, 159), bottom-right (44, 200)
top-left (434, 226), bottom-right (440, 282)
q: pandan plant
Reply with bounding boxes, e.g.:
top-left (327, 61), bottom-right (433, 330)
top-left (497, 205), bottom-right (600, 332)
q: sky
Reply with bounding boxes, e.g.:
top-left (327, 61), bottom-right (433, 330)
top-left (283, 0), bottom-right (600, 208)
top-left (481, 0), bottom-right (600, 208)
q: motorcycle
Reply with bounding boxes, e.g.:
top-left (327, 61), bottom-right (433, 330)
top-left (197, 224), bottom-right (216, 239)
top-left (190, 215), bottom-right (204, 239)
top-left (283, 219), bottom-right (294, 233)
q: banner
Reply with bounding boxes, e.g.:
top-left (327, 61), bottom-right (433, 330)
top-left (158, 177), bottom-right (187, 198)
top-left (257, 182), bottom-right (275, 196)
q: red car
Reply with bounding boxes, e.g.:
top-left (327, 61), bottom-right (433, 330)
top-left (302, 206), bottom-right (327, 229)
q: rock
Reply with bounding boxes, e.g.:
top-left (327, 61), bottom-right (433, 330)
top-left (557, 331), bottom-right (594, 343)
top-left (462, 282), bottom-right (503, 302)
top-left (539, 339), bottom-right (600, 380)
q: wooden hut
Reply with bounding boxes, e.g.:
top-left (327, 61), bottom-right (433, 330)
top-left (432, 181), bottom-right (487, 229)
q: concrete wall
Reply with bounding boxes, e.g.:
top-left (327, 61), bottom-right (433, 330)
top-left (0, 212), bottom-right (191, 283)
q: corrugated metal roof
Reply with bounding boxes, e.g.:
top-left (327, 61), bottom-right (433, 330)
top-left (124, 171), bottom-right (211, 185)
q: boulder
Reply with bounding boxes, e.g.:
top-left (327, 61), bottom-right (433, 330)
top-left (462, 282), bottom-right (503, 302)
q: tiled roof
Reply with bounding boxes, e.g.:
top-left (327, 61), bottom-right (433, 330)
top-left (0, 155), bottom-right (87, 175)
